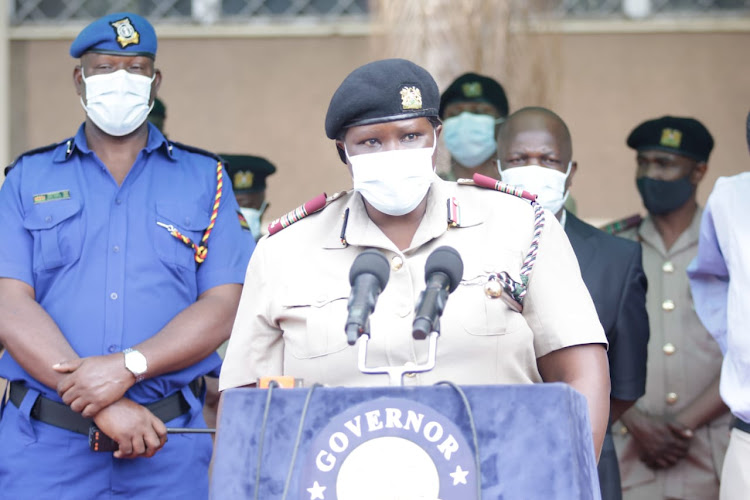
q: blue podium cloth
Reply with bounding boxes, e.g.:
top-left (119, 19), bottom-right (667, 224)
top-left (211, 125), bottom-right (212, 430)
top-left (211, 383), bottom-right (600, 499)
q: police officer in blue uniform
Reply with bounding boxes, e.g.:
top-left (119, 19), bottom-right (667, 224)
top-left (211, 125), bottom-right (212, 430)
top-left (0, 12), bottom-right (253, 498)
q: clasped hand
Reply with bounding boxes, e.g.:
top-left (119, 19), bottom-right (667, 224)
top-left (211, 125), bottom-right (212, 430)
top-left (54, 354), bottom-right (135, 418)
top-left (629, 411), bottom-right (694, 469)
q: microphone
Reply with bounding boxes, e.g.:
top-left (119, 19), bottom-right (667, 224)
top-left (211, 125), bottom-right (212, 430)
top-left (412, 246), bottom-right (464, 339)
top-left (345, 249), bottom-right (391, 345)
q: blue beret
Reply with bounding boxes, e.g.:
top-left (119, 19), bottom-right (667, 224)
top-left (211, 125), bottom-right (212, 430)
top-left (70, 12), bottom-right (157, 59)
top-left (325, 58), bottom-right (440, 139)
top-left (627, 115), bottom-right (714, 162)
top-left (439, 72), bottom-right (509, 118)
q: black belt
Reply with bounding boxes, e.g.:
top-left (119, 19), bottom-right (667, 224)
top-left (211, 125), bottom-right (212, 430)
top-left (733, 417), bottom-right (750, 434)
top-left (8, 379), bottom-right (202, 435)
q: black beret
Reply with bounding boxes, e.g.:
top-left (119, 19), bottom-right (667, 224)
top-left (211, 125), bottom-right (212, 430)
top-left (627, 115), bottom-right (714, 162)
top-left (324, 58), bottom-right (440, 140)
top-left (221, 154), bottom-right (277, 194)
top-left (439, 72), bottom-right (509, 118)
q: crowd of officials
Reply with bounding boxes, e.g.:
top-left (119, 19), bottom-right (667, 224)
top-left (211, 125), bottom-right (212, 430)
top-left (0, 11), bottom-right (747, 500)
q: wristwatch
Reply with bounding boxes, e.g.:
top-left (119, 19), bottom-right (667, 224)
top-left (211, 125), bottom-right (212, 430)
top-left (123, 348), bottom-right (148, 383)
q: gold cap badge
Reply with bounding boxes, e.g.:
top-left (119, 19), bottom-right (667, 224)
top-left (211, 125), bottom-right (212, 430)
top-left (400, 86), bottom-right (423, 110)
top-left (461, 82), bottom-right (483, 98)
top-left (110, 18), bottom-right (140, 49)
top-left (233, 171), bottom-right (254, 190)
top-left (660, 128), bottom-right (682, 149)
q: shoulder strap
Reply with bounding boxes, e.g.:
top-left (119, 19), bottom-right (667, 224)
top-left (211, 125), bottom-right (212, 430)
top-left (267, 191), bottom-right (347, 236)
top-left (4, 139), bottom-right (72, 176)
top-left (168, 141), bottom-right (224, 163)
top-left (460, 173), bottom-right (538, 202)
top-left (600, 214), bottom-right (642, 235)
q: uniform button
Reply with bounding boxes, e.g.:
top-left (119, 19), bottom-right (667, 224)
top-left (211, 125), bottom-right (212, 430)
top-left (404, 361), bottom-right (417, 378)
top-left (399, 305), bottom-right (411, 318)
top-left (44, 216), bottom-right (52, 223)
top-left (185, 217), bottom-right (191, 225)
top-left (662, 299), bottom-right (675, 311)
top-left (391, 256), bottom-right (403, 271)
top-left (108, 344), bottom-right (119, 353)
top-left (484, 279), bottom-right (503, 298)
top-left (663, 342), bottom-right (676, 355)
top-left (113, 246), bottom-right (120, 253)
top-left (619, 426), bottom-right (628, 436)
top-left (115, 199), bottom-right (122, 205)
top-left (662, 261), bottom-right (675, 273)
top-left (666, 392), bottom-right (679, 405)
top-left (110, 292), bottom-right (118, 300)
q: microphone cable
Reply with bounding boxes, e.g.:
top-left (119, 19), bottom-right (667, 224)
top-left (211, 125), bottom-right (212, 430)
top-left (281, 383), bottom-right (322, 500)
top-left (436, 380), bottom-right (482, 500)
top-left (253, 380), bottom-right (279, 500)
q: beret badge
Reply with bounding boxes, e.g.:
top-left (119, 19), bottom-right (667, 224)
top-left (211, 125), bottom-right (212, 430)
top-left (660, 128), bottom-right (682, 149)
top-left (110, 18), bottom-right (140, 49)
top-left (461, 82), bottom-right (483, 98)
top-left (400, 86), bottom-right (423, 110)
top-left (233, 171), bottom-right (254, 190)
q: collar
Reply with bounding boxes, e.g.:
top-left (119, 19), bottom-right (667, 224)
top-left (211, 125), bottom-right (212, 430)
top-left (322, 176), bottom-right (485, 251)
top-left (559, 209), bottom-right (567, 229)
top-left (53, 122), bottom-right (175, 163)
top-left (638, 206), bottom-right (703, 257)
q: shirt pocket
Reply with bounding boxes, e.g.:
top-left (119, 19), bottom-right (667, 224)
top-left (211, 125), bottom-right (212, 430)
top-left (22, 199), bottom-right (83, 271)
top-left (281, 286), bottom-right (351, 359)
top-left (456, 254), bottom-right (527, 337)
top-left (153, 202), bottom-right (211, 270)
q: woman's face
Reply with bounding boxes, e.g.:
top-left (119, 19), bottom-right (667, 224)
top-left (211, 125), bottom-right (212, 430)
top-left (337, 117), bottom-right (439, 169)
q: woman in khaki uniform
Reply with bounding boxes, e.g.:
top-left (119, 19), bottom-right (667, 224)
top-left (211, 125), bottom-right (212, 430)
top-left (220, 59), bottom-right (611, 457)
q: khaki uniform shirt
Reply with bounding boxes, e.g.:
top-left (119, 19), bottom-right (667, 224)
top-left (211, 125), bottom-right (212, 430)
top-left (613, 210), bottom-right (730, 499)
top-left (220, 177), bottom-right (606, 390)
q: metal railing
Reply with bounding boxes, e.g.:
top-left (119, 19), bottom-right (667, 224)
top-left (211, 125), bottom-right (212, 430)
top-left (9, 0), bottom-right (750, 25)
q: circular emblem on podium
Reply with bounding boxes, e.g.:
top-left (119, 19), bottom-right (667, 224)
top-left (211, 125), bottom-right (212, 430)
top-left (301, 397), bottom-right (478, 500)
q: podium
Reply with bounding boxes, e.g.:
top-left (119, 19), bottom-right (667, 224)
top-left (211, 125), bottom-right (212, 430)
top-left (210, 383), bottom-right (601, 499)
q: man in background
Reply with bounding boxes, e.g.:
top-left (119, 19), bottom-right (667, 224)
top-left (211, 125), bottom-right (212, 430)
top-left (609, 115), bottom-right (729, 500)
top-left (221, 154), bottom-right (276, 242)
top-left (497, 106), bottom-right (650, 500)
top-left (439, 72), bottom-right (509, 181)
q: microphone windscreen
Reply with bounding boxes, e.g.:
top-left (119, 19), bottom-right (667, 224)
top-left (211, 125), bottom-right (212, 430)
top-left (349, 249), bottom-right (391, 289)
top-left (424, 246), bottom-right (464, 292)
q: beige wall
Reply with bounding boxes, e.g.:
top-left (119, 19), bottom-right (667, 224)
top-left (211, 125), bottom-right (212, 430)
top-left (10, 30), bottom-right (750, 227)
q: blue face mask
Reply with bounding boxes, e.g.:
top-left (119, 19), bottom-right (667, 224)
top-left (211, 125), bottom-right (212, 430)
top-left (443, 112), bottom-right (498, 168)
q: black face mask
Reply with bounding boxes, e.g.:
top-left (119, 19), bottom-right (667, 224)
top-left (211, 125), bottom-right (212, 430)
top-left (636, 175), bottom-right (695, 215)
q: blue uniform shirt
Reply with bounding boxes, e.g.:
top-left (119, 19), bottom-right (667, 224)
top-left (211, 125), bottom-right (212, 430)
top-left (0, 123), bottom-right (254, 403)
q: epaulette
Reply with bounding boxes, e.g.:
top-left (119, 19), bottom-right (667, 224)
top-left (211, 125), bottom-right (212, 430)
top-left (4, 139), bottom-right (72, 176)
top-left (267, 191), bottom-right (347, 236)
top-left (600, 214), bottom-right (643, 235)
top-left (167, 141), bottom-right (223, 163)
top-left (458, 173), bottom-right (538, 203)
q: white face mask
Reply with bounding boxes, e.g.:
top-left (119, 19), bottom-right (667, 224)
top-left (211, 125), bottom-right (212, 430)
top-left (347, 132), bottom-right (437, 216)
top-left (443, 112), bottom-right (498, 168)
top-left (80, 68), bottom-right (155, 137)
top-left (240, 202), bottom-right (267, 241)
top-left (498, 161), bottom-right (572, 214)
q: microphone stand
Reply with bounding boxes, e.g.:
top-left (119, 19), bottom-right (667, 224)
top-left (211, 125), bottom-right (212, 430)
top-left (356, 323), bottom-right (440, 387)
